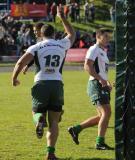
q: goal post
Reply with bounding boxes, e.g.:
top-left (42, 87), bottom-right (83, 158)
top-left (115, 0), bottom-right (135, 159)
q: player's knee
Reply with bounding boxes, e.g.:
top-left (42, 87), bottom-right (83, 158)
top-left (97, 112), bottom-right (102, 118)
top-left (101, 106), bottom-right (111, 120)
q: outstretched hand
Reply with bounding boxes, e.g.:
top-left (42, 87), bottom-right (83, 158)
top-left (107, 81), bottom-right (112, 91)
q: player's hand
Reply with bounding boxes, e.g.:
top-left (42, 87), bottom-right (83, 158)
top-left (57, 5), bottom-right (64, 19)
top-left (99, 78), bottom-right (108, 87)
top-left (22, 65), bottom-right (28, 75)
top-left (107, 81), bottom-right (112, 91)
top-left (12, 79), bottom-right (20, 86)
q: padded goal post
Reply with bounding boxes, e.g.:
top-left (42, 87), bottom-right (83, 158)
top-left (115, 0), bottom-right (135, 160)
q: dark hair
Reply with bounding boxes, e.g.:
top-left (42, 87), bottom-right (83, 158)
top-left (34, 22), bottom-right (44, 30)
top-left (41, 24), bottom-right (54, 38)
top-left (96, 28), bottom-right (111, 37)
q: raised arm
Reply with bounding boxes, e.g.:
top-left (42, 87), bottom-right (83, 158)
top-left (57, 6), bottom-right (76, 46)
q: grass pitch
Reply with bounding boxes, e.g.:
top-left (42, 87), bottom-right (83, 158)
top-left (0, 69), bottom-right (115, 160)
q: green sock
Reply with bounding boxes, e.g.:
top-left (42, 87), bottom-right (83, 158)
top-left (46, 146), bottom-right (55, 154)
top-left (33, 113), bottom-right (42, 125)
top-left (96, 136), bottom-right (105, 144)
top-left (74, 124), bottom-right (82, 134)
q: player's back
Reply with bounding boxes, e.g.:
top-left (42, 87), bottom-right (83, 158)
top-left (27, 38), bottom-right (68, 82)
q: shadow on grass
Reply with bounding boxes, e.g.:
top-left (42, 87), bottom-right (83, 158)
top-left (87, 147), bottom-right (114, 151)
top-left (77, 158), bottom-right (114, 160)
top-left (92, 126), bottom-right (114, 129)
top-left (60, 158), bottom-right (114, 160)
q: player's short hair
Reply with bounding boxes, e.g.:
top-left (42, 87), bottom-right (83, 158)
top-left (96, 28), bottom-right (111, 37)
top-left (34, 22), bottom-right (44, 30)
top-left (41, 24), bottom-right (54, 38)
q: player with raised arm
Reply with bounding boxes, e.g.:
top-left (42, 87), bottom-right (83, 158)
top-left (12, 6), bottom-right (75, 160)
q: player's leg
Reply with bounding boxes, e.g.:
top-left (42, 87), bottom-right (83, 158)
top-left (59, 109), bottom-right (64, 122)
top-left (31, 81), bottom-right (49, 139)
top-left (88, 80), bottom-right (113, 149)
top-left (94, 84), bottom-right (114, 150)
top-left (32, 111), bottom-right (47, 127)
top-left (68, 111), bottom-right (101, 145)
top-left (80, 109), bottom-right (101, 128)
top-left (45, 111), bottom-right (62, 160)
top-left (32, 111), bottom-right (46, 139)
top-left (43, 112), bottom-right (48, 127)
top-left (45, 81), bottom-right (64, 160)
top-left (47, 111), bottom-right (61, 146)
top-left (68, 79), bottom-right (100, 144)
top-left (97, 104), bottom-right (111, 137)
top-left (95, 103), bottom-right (113, 150)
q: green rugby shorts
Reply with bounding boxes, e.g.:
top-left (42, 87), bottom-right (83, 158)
top-left (31, 80), bottom-right (64, 113)
top-left (87, 79), bottom-right (110, 106)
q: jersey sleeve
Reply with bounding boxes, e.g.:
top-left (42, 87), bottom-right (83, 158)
top-left (57, 37), bottom-right (71, 50)
top-left (85, 47), bottom-right (98, 61)
top-left (26, 45), bottom-right (37, 56)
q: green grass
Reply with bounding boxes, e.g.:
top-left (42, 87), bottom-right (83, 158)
top-left (0, 69), bottom-right (115, 160)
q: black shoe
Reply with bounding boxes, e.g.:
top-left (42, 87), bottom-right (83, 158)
top-left (68, 126), bottom-right (79, 145)
top-left (45, 153), bottom-right (58, 160)
top-left (96, 143), bottom-right (114, 150)
top-left (36, 115), bottom-right (44, 139)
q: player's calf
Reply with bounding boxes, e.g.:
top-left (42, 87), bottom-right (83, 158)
top-left (36, 115), bottom-right (45, 139)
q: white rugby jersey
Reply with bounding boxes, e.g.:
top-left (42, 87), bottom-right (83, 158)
top-left (26, 37), bottom-right (71, 82)
top-left (86, 43), bottom-right (109, 80)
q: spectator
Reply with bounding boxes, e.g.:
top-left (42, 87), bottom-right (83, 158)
top-left (75, 2), bottom-right (80, 22)
top-left (24, 24), bottom-right (36, 46)
top-left (69, 3), bottom-right (76, 22)
top-left (4, 16), bottom-right (15, 31)
top-left (50, 2), bottom-right (57, 22)
top-left (66, 0), bottom-right (71, 4)
top-left (64, 4), bottom-right (70, 19)
top-left (76, 30), bottom-right (81, 40)
top-left (84, 2), bottom-right (89, 23)
top-left (45, 2), bottom-right (50, 21)
top-left (0, 25), bottom-right (7, 55)
top-left (89, 3), bottom-right (95, 22)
